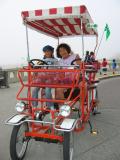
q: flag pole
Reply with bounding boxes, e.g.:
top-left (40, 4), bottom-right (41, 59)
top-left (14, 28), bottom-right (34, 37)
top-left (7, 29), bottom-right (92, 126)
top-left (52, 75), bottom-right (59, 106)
top-left (95, 30), bottom-right (104, 57)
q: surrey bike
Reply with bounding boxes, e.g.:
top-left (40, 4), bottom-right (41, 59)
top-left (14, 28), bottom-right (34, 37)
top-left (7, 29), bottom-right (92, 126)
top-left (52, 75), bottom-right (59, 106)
top-left (5, 5), bottom-right (100, 160)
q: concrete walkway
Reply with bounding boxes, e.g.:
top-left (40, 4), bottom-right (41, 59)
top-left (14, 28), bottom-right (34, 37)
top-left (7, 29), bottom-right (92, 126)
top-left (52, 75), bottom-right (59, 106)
top-left (0, 76), bottom-right (120, 160)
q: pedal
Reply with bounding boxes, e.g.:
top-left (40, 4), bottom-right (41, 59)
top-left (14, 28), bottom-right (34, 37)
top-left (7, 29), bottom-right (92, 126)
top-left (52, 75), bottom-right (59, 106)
top-left (35, 111), bottom-right (44, 121)
top-left (91, 130), bottom-right (98, 135)
top-left (35, 110), bottom-right (49, 121)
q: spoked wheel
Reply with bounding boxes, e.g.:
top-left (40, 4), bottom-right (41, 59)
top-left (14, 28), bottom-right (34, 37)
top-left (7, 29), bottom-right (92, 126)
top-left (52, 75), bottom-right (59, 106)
top-left (63, 132), bottom-right (74, 160)
top-left (92, 88), bottom-right (100, 115)
top-left (95, 88), bottom-right (98, 102)
top-left (10, 122), bottom-right (29, 160)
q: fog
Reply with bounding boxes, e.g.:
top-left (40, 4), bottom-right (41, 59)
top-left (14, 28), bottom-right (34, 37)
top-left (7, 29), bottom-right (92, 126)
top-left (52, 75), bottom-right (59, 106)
top-left (0, 0), bottom-right (120, 67)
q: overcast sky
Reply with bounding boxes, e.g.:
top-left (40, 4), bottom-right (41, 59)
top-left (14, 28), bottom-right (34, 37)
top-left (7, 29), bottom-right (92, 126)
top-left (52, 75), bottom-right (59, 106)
top-left (0, 0), bottom-right (120, 67)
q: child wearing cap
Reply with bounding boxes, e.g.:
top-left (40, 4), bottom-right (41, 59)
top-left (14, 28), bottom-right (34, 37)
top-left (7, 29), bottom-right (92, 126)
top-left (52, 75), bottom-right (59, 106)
top-left (32, 45), bottom-right (57, 109)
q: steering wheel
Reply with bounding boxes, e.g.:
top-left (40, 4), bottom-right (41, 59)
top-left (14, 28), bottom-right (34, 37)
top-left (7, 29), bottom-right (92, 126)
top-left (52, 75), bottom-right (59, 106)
top-left (29, 59), bottom-right (47, 68)
top-left (71, 58), bottom-right (82, 65)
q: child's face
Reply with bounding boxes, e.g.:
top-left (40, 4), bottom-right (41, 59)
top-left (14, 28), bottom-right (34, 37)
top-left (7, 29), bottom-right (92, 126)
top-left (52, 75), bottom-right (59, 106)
top-left (44, 50), bottom-right (52, 58)
top-left (59, 47), bottom-right (69, 58)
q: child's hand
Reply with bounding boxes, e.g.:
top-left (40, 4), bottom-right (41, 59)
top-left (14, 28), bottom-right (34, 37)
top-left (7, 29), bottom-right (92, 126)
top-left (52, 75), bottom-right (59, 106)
top-left (75, 59), bottom-right (81, 65)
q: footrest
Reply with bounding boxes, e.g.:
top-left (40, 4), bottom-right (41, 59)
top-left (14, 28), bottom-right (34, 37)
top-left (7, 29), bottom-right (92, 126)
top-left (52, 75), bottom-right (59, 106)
top-left (91, 79), bottom-right (100, 83)
top-left (92, 111), bottom-right (101, 115)
top-left (88, 84), bottom-right (98, 90)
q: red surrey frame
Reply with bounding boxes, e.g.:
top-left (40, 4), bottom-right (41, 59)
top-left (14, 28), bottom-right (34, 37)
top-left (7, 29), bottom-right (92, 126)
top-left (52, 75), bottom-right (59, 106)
top-left (16, 61), bottom-right (99, 142)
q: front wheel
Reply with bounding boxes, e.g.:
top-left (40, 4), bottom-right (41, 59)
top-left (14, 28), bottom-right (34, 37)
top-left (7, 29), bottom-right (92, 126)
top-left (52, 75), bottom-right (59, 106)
top-left (10, 122), bottom-right (29, 160)
top-left (63, 132), bottom-right (74, 160)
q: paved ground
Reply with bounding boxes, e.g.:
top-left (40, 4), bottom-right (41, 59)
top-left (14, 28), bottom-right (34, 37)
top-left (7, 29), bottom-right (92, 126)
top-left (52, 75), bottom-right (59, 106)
top-left (0, 77), bottom-right (120, 160)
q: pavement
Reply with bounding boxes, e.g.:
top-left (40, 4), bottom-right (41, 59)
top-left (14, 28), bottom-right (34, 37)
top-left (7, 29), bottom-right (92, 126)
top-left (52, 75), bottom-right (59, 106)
top-left (0, 73), bottom-right (120, 160)
top-left (98, 72), bottom-right (120, 80)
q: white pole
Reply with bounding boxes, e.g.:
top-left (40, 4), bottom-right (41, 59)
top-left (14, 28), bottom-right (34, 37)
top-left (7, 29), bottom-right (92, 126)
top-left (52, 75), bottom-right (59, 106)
top-left (80, 17), bottom-right (84, 59)
top-left (25, 23), bottom-right (30, 62)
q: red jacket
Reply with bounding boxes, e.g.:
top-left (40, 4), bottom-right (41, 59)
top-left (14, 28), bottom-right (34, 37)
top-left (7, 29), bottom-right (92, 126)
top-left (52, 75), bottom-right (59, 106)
top-left (102, 61), bottom-right (108, 67)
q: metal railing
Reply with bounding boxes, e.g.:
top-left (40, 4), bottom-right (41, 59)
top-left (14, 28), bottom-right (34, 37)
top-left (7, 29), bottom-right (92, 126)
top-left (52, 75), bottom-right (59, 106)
top-left (3, 62), bottom-right (120, 84)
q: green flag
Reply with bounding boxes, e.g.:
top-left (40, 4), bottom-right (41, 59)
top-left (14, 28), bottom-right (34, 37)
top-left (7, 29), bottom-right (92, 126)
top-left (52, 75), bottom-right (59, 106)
top-left (104, 24), bottom-right (110, 40)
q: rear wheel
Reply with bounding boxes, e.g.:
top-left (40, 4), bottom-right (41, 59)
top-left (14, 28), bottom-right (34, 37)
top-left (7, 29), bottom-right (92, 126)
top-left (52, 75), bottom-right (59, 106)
top-left (95, 88), bottom-right (98, 102)
top-left (10, 122), bottom-right (29, 160)
top-left (63, 132), bottom-right (74, 160)
top-left (92, 88), bottom-right (100, 115)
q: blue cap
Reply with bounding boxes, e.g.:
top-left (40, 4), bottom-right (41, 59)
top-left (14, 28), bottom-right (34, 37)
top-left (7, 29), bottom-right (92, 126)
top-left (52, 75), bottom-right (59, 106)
top-left (43, 45), bottom-right (54, 52)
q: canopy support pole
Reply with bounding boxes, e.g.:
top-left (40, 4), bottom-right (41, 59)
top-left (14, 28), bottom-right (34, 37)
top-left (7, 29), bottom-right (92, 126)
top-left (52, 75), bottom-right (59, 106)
top-left (80, 17), bottom-right (85, 58)
top-left (25, 23), bottom-right (30, 62)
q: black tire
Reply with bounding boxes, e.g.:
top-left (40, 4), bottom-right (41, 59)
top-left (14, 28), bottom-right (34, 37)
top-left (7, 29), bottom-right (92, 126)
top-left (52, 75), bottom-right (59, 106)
top-left (63, 132), bottom-right (70, 160)
top-left (89, 88), bottom-right (98, 107)
top-left (92, 88), bottom-right (100, 115)
top-left (95, 88), bottom-right (98, 101)
top-left (10, 122), bottom-right (29, 160)
top-left (94, 88), bottom-right (98, 108)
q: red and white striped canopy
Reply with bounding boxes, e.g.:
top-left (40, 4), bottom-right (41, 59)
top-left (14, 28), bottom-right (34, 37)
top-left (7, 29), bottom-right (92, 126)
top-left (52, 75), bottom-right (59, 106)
top-left (21, 5), bottom-right (98, 38)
